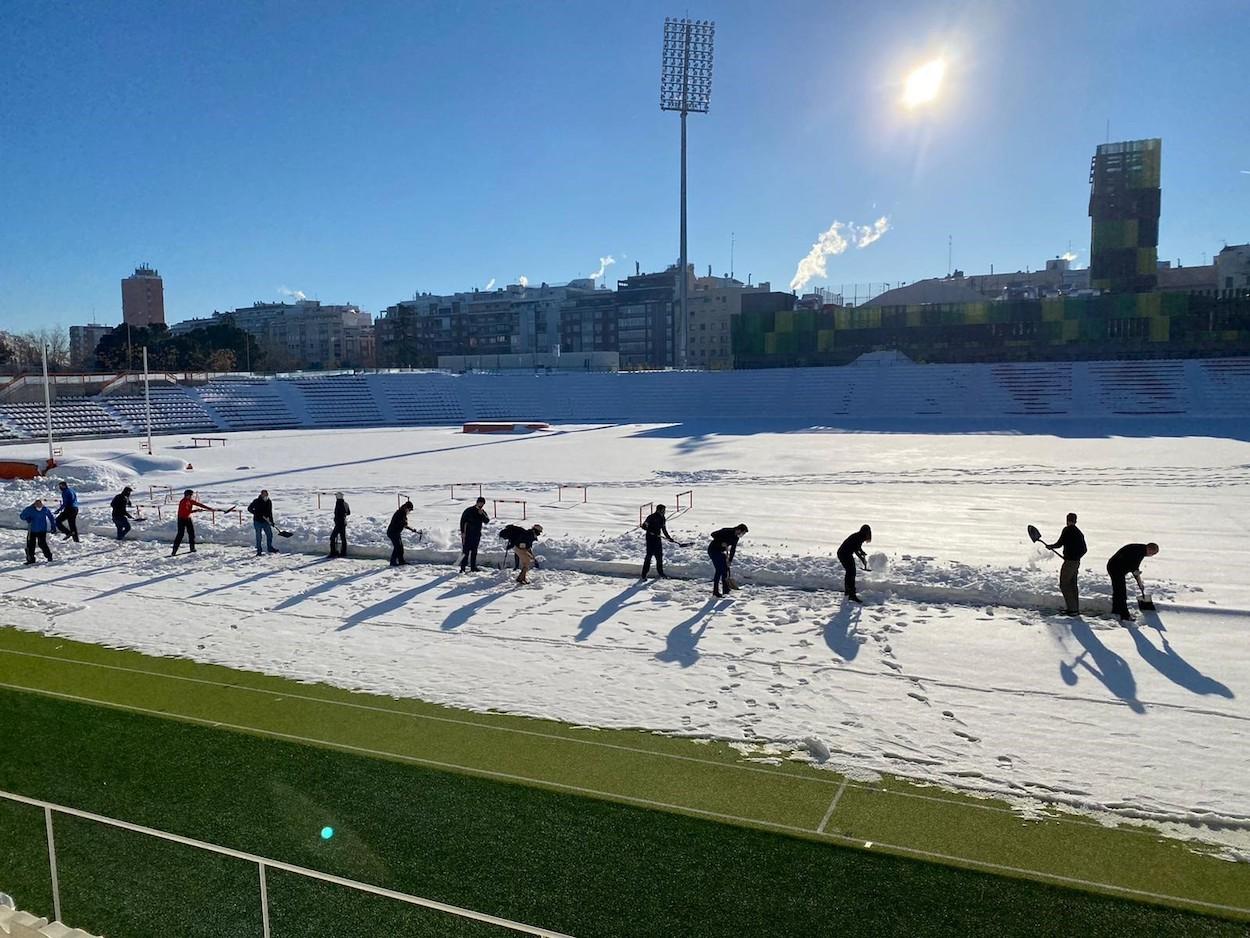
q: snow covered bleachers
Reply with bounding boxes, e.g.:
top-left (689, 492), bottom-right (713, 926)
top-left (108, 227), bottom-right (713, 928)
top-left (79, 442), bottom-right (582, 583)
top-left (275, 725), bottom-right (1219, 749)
top-left (1086, 360), bottom-right (1190, 415)
top-left (196, 379), bottom-right (300, 430)
top-left (0, 400), bottom-right (128, 438)
top-left (1193, 358), bottom-right (1250, 415)
top-left (102, 386), bottom-right (220, 434)
top-left (370, 373), bottom-right (465, 424)
top-left (1, 356), bottom-right (1247, 446)
top-left (291, 376), bottom-right (382, 427)
top-left (992, 363), bottom-right (1075, 415)
top-left (467, 376), bottom-right (575, 422)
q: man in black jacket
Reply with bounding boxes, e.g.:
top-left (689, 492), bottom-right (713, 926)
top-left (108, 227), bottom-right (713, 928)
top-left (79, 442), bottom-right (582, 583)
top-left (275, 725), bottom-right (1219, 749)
top-left (837, 524), bottom-right (873, 602)
top-left (639, 504), bottom-right (678, 580)
top-left (459, 497), bottom-right (490, 572)
top-left (388, 501), bottom-right (418, 566)
top-left (1106, 542), bottom-right (1159, 621)
top-left (111, 486), bottom-right (135, 540)
top-left (499, 523), bottom-right (543, 584)
top-left (708, 524), bottom-right (748, 596)
top-left (330, 493), bottom-right (350, 558)
top-left (248, 490), bottom-right (277, 556)
top-left (1046, 513), bottom-right (1087, 614)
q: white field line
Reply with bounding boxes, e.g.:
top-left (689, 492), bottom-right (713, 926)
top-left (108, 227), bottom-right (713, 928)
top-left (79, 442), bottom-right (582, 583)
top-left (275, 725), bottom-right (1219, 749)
top-left (817, 778), bottom-right (850, 834)
top-left (1, 644), bottom-right (1235, 836)
top-left (2, 677), bottom-right (1247, 918)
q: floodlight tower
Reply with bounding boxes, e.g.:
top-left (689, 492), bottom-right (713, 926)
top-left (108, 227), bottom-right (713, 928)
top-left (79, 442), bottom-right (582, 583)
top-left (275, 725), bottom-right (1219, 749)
top-left (661, 16), bottom-right (714, 369)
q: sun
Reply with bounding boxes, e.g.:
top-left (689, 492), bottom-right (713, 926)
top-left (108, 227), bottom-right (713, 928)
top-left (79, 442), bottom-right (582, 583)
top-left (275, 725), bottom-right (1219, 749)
top-left (902, 58), bottom-right (946, 109)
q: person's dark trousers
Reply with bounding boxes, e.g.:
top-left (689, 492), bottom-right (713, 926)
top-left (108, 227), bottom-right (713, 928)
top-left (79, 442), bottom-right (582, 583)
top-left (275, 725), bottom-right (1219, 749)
top-left (55, 507), bottom-right (79, 542)
top-left (25, 531), bottom-right (51, 563)
top-left (642, 534), bottom-right (665, 577)
top-left (1108, 565), bottom-right (1131, 618)
top-left (839, 551), bottom-right (857, 596)
top-left (113, 515), bottom-right (131, 540)
top-left (172, 519), bottom-right (196, 553)
top-left (389, 533), bottom-right (405, 566)
top-left (460, 531), bottom-right (481, 571)
top-left (710, 548), bottom-right (729, 593)
top-left (330, 522), bottom-right (347, 557)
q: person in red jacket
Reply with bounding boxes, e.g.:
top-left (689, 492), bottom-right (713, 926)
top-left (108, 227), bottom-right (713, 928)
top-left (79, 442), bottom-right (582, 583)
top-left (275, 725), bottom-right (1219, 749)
top-left (171, 489), bottom-right (227, 555)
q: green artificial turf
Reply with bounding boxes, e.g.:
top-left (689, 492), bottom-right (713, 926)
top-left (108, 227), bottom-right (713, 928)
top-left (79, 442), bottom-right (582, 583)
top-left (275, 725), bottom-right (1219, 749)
top-left (0, 685), bottom-right (1245, 938)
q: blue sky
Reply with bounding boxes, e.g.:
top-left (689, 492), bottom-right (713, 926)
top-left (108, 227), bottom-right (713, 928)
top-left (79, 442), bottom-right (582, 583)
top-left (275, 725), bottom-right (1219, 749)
top-left (1, 0), bottom-right (1247, 330)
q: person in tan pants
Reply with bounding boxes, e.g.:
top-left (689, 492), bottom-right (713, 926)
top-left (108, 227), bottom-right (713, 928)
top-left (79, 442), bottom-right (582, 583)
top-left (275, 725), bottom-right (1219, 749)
top-left (1046, 512), bottom-right (1087, 615)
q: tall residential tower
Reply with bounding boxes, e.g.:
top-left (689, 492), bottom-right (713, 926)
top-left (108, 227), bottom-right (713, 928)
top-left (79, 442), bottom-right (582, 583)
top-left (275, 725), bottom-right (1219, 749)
top-left (121, 264), bottom-right (165, 327)
top-left (1088, 138), bottom-right (1162, 293)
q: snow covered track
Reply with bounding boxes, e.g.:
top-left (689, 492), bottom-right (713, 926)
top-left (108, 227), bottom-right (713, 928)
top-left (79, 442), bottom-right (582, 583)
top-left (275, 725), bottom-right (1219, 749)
top-left (1, 530), bottom-right (1246, 855)
top-left (1, 422), bottom-right (1248, 859)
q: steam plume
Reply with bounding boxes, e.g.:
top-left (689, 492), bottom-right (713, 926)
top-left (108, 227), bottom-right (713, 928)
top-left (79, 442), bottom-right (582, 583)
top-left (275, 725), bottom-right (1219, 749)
top-left (789, 217), bottom-right (891, 292)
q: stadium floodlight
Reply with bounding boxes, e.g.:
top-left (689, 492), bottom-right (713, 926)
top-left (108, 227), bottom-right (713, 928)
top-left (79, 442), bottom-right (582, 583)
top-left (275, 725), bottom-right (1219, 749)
top-left (660, 16), bottom-right (715, 369)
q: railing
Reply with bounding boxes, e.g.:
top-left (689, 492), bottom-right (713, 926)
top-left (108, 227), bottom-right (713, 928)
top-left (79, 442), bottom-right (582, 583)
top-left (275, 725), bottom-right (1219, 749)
top-left (0, 788), bottom-right (573, 938)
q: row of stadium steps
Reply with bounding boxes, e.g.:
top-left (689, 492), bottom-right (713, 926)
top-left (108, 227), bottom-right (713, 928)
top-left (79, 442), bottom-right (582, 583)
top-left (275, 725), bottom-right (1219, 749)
top-left (992, 363), bottom-right (1075, 415)
top-left (1085, 360), bottom-right (1190, 415)
top-left (369, 373), bottom-right (467, 425)
top-left (194, 379), bottom-right (301, 431)
top-left (0, 400), bottom-right (128, 438)
top-left (466, 376), bottom-right (576, 423)
top-left (1192, 358), bottom-right (1250, 415)
top-left (99, 386), bottom-right (220, 434)
top-left (291, 375), bottom-right (382, 427)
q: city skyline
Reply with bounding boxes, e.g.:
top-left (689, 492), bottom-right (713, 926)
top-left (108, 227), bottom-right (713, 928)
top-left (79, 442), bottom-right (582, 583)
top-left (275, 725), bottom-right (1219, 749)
top-left (2, 0), bottom-right (1248, 332)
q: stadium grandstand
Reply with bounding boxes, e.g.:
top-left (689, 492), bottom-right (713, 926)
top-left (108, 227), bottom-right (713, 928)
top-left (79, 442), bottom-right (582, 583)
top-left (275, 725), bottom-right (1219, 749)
top-left (1, 356), bottom-right (1249, 443)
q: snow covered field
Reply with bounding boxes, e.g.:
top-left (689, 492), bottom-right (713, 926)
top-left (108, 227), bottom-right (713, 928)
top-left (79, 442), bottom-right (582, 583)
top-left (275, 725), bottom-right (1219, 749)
top-left (1, 422), bottom-right (1247, 855)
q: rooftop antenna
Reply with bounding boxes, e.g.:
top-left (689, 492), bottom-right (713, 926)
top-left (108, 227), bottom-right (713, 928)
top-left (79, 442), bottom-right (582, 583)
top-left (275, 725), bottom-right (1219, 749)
top-left (730, 231), bottom-right (735, 280)
top-left (1105, 118), bottom-right (1110, 143)
top-left (947, 234), bottom-right (953, 277)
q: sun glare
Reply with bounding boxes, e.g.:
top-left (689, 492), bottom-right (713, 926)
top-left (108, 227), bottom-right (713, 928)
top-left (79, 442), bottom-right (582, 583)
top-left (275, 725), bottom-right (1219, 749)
top-left (903, 58), bottom-right (946, 109)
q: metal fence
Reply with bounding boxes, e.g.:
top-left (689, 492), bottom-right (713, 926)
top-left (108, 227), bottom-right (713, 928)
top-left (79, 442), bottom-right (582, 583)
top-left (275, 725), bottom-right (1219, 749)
top-left (0, 788), bottom-right (573, 938)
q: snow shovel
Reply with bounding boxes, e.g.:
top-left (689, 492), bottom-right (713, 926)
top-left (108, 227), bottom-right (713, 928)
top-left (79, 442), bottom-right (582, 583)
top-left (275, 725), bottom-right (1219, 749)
top-left (277, 530), bottom-right (294, 538)
top-left (1138, 592), bottom-right (1156, 612)
top-left (1027, 524), bottom-right (1062, 558)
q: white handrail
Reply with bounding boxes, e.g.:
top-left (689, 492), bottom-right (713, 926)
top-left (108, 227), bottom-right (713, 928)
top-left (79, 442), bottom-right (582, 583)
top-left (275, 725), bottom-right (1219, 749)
top-left (0, 788), bottom-right (574, 938)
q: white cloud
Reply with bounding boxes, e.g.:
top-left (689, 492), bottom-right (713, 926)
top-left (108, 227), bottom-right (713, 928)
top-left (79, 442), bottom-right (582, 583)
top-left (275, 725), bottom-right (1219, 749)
top-left (789, 217), bottom-right (891, 293)
top-left (1060, 250), bottom-right (1078, 264)
top-left (518, 275), bottom-right (529, 288)
top-left (278, 286), bottom-right (308, 301)
top-left (589, 255), bottom-right (616, 282)
top-left (484, 278), bottom-right (496, 291)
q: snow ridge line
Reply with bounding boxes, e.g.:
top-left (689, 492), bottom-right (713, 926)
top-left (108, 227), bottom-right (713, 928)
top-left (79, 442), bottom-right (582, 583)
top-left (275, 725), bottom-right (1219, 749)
top-left (2, 520), bottom-right (1247, 623)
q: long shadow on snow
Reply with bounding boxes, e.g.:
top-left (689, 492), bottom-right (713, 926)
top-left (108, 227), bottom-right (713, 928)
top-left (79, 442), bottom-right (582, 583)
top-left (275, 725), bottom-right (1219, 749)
top-left (626, 417), bottom-right (1250, 443)
top-left (91, 568), bottom-right (199, 601)
top-left (1061, 618), bottom-right (1146, 714)
top-left (1129, 617), bottom-right (1235, 699)
top-left (180, 425), bottom-right (614, 493)
top-left (655, 598), bottom-right (731, 668)
top-left (576, 581), bottom-right (650, 642)
top-left (337, 572), bottom-right (458, 631)
top-left (822, 602), bottom-right (863, 662)
top-left (441, 584), bottom-right (513, 631)
top-left (192, 559), bottom-right (326, 598)
top-left (271, 565), bottom-right (392, 610)
top-left (4, 561), bottom-right (123, 593)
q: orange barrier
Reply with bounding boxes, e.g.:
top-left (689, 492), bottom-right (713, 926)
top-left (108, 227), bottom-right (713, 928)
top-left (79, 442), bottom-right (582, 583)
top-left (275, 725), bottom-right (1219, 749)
top-left (0, 461), bottom-right (42, 480)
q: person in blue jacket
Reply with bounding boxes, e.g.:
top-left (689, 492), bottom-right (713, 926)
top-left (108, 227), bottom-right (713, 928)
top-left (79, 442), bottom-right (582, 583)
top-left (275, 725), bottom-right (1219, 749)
top-left (20, 499), bottom-right (56, 564)
top-left (55, 481), bottom-right (80, 542)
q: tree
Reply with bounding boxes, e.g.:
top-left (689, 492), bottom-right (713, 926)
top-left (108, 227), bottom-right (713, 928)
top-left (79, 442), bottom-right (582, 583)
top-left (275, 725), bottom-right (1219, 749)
top-left (93, 320), bottom-right (264, 372)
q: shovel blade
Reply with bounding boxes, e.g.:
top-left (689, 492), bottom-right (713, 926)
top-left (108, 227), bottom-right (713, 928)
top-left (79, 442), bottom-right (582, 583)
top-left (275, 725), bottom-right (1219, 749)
top-left (1027, 524), bottom-right (1042, 543)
